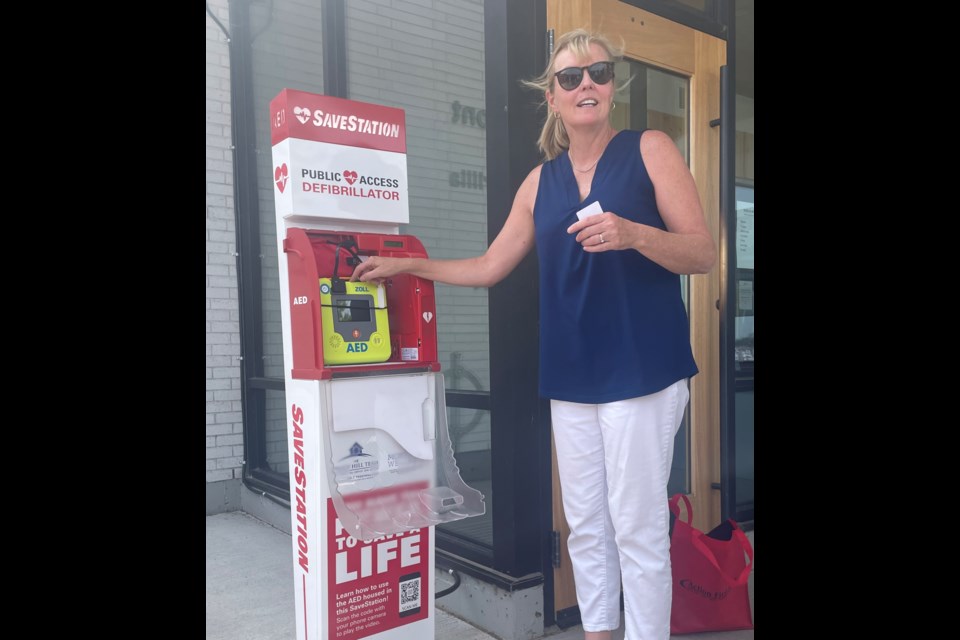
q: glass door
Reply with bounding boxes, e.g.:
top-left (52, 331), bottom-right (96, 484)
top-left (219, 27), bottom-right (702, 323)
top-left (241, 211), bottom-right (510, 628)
top-left (609, 58), bottom-right (693, 499)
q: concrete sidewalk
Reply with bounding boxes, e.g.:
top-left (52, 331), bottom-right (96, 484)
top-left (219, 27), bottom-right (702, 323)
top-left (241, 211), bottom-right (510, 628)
top-left (206, 511), bottom-right (753, 640)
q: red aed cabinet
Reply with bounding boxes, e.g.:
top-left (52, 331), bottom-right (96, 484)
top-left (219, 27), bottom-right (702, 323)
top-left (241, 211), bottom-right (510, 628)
top-left (283, 227), bottom-right (440, 380)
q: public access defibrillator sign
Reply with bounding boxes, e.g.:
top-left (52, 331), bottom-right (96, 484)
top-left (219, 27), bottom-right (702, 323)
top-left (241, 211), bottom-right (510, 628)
top-left (270, 89), bottom-right (409, 225)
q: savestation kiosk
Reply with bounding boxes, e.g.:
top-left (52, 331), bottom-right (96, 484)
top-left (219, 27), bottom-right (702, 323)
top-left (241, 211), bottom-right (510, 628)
top-left (269, 88), bottom-right (485, 640)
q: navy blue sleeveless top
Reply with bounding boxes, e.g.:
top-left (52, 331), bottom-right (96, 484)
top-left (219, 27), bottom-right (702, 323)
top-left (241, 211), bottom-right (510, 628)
top-left (533, 129), bottom-right (698, 403)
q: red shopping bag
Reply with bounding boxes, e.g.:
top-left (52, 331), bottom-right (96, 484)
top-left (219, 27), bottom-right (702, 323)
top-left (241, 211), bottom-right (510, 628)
top-left (669, 494), bottom-right (754, 634)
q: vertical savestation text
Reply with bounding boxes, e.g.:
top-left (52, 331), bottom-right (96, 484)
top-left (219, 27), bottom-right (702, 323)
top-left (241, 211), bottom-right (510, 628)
top-left (292, 404), bottom-right (309, 572)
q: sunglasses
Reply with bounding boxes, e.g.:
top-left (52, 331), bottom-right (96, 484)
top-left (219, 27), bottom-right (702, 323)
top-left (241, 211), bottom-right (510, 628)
top-left (554, 61), bottom-right (615, 91)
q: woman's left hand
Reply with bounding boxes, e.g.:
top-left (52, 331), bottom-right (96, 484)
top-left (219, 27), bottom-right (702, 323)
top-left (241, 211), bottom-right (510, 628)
top-left (567, 212), bottom-right (635, 252)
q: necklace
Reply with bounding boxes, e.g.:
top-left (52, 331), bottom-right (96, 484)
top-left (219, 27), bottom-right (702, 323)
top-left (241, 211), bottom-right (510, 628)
top-left (569, 154), bottom-right (601, 173)
top-left (569, 131), bottom-right (615, 173)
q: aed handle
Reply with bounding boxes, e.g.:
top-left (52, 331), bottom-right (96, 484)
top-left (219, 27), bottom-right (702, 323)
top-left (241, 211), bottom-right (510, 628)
top-left (328, 239), bottom-right (363, 293)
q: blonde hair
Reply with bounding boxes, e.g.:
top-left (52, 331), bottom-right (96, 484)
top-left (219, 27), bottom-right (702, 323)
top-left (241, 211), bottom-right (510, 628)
top-left (522, 29), bottom-right (625, 161)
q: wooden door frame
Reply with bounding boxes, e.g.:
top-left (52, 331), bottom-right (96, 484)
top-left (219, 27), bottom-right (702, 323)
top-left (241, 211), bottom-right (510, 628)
top-left (546, 0), bottom-right (725, 618)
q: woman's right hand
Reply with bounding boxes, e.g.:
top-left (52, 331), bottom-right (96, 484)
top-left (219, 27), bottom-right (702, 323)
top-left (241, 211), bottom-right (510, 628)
top-left (350, 256), bottom-right (406, 284)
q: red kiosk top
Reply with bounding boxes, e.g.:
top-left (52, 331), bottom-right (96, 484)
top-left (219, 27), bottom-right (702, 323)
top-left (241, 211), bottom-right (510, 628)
top-left (270, 89), bottom-right (407, 153)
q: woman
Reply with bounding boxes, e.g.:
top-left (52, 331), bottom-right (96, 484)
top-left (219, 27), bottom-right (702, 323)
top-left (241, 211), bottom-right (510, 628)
top-left (352, 28), bottom-right (715, 640)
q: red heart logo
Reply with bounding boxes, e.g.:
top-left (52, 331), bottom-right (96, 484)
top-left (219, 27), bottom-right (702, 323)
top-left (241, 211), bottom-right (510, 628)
top-left (343, 170), bottom-right (358, 185)
top-left (275, 164), bottom-right (288, 193)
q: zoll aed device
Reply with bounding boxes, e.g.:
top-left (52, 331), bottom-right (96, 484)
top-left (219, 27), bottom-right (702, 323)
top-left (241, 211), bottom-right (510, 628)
top-left (318, 278), bottom-right (390, 364)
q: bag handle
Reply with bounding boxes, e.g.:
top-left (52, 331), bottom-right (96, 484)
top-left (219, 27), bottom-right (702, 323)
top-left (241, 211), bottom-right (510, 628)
top-left (669, 493), bottom-right (693, 524)
top-left (669, 494), bottom-right (754, 587)
top-left (690, 522), bottom-right (754, 587)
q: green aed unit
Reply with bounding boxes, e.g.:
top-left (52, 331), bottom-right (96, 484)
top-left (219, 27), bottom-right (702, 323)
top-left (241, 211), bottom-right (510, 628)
top-left (318, 278), bottom-right (391, 365)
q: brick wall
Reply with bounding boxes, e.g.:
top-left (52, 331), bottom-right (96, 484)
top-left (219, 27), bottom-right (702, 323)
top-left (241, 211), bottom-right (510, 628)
top-left (206, 0), bottom-right (244, 490)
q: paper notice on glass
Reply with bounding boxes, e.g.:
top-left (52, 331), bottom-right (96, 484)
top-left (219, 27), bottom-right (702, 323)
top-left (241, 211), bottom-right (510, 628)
top-left (576, 201), bottom-right (603, 221)
top-left (738, 280), bottom-right (753, 312)
top-left (736, 206), bottom-right (754, 269)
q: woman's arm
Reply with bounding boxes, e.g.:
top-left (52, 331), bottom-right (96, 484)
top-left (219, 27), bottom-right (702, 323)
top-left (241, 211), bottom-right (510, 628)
top-left (352, 166), bottom-right (541, 286)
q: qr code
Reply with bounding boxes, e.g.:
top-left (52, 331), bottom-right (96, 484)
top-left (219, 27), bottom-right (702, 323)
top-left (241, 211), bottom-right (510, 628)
top-left (399, 573), bottom-right (421, 615)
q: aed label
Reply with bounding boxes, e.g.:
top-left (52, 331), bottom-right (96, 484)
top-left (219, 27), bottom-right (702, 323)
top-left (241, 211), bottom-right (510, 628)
top-left (346, 343), bottom-right (368, 353)
top-left (293, 296), bottom-right (308, 305)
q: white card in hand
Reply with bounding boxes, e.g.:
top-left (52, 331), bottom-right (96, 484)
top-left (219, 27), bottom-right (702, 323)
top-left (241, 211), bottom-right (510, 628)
top-left (576, 201), bottom-right (603, 221)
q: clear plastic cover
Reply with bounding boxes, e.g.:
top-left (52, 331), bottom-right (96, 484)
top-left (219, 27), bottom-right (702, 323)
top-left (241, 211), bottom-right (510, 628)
top-left (321, 371), bottom-right (485, 542)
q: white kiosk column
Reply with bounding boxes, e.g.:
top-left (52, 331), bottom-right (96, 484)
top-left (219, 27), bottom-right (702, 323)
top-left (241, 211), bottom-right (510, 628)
top-left (269, 88), bottom-right (483, 640)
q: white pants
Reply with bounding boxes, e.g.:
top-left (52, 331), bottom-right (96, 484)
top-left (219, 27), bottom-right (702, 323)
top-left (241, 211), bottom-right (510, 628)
top-left (551, 380), bottom-right (689, 640)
